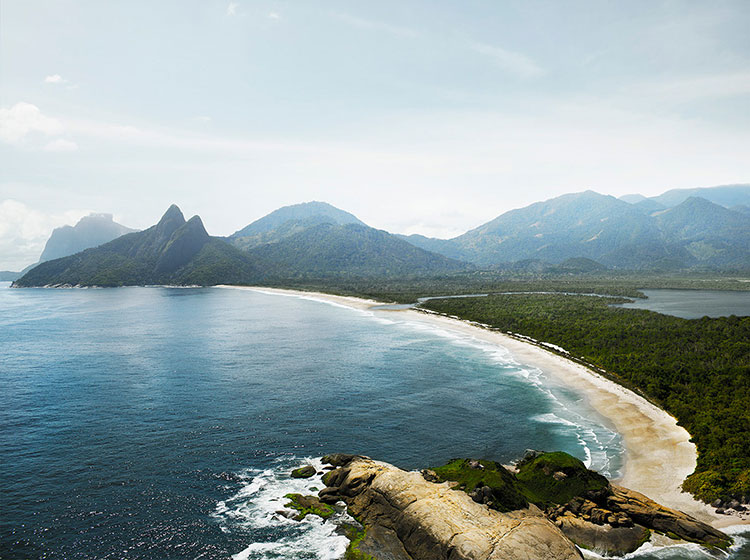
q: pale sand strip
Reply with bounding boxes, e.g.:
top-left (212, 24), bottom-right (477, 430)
top-left (219, 286), bottom-right (742, 528)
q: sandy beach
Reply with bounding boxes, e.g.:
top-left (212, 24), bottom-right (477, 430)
top-left (221, 286), bottom-right (743, 529)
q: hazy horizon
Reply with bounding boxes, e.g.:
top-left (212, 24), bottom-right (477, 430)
top-left (2, 1), bottom-right (750, 269)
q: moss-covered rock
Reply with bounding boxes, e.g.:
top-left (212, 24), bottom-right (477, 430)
top-left (343, 524), bottom-right (376, 560)
top-left (325, 456), bottom-right (583, 560)
top-left (283, 493), bottom-right (335, 521)
top-left (430, 458), bottom-right (529, 512)
top-left (291, 465), bottom-right (316, 478)
top-left (430, 452), bottom-right (610, 512)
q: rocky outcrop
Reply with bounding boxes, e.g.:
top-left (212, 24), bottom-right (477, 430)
top-left (526, 455), bottom-right (731, 554)
top-left (555, 514), bottom-right (649, 555)
top-left (607, 485), bottom-right (729, 547)
top-left (283, 493), bottom-right (335, 521)
top-left (546, 484), bottom-right (730, 552)
top-left (308, 453), bottom-right (732, 559)
top-left (546, 498), bottom-right (650, 555)
top-left (319, 455), bottom-right (582, 560)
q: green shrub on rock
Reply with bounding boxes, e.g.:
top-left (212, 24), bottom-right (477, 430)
top-left (431, 459), bottom-right (529, 512)
top-left (515, 451), bottom-right (609, 506)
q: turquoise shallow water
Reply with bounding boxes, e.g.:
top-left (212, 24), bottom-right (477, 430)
top-left (0, 284), bottom-right (746, 559)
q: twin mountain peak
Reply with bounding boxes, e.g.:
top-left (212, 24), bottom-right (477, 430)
top-left (12, 185), bottom-right (750, 287)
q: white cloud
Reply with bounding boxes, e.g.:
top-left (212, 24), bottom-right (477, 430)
top-left (227, 2), bottom-right (238, 16)
top-left (0, 200), bottom-right (88, 270)
top-left (332, 12), bottom-right (419, 38)
top-left (44, 74), bottom-right (67, 84)
top-left (44, 138), bottom-right (79, 152)
top-left (268, 12), bottom-right (280, 20)
top-left (193, 115), bottom-right (212, 124)
top-left (470, 42), bottom-right (544, 78)
top-left (0, 102), bottom-right (63, 144)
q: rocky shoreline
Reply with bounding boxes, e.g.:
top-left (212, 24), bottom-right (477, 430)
top-left (283, 453), bottom-right (731, 560)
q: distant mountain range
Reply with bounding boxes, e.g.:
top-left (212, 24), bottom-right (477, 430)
top-left (1, 213), bottom-right (135, 281)
top-left (228, 202), bottom-right (465, 277)
top-left (400, 185), bottom-right (750, 270)
top-left (14, 206), bottom-right (258, 287)
top-left (229, 201), bottom-right (365, 250)
top-left (11, 183), bottom-right (750, 287)
top-left (619, 184), bottom-right (750, 209)
top-left (40, 213), bottom-right (136, 263)
top-left (14, 203), bottom-right (464, 286)
top-left (0, 271), bottom-right (19, 282)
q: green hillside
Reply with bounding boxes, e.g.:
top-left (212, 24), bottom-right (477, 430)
top-left (247, 222), bottom-right (468, 277)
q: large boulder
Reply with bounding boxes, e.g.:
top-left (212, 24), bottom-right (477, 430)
top-left (321, 457), bottom-right (582, 560)
top-left (556, 514), bottom-right (650, 555)
top-left (290, 465), bottom-right (316, 478)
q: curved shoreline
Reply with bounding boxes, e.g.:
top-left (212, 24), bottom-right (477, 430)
top-left (218, 285), bottom-right (744, 529)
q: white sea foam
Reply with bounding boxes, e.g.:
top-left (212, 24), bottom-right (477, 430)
top-left (578, 523), bottom-right (750, 559)
top-left (231, 517), bottom-right (349, 560)
top-left (383, 314), bottom-right (624, 478)
top-left (581, 538), bottom-right (741, 559)
top-left (533, 412), bottom-right (580, 427)
top-left (213, 457), bottom-right (352, 560)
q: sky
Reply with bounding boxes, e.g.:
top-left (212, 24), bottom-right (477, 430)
top-left (1, 0), bottom-right (750, 270)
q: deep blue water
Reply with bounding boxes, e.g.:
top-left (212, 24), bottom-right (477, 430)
top-left (0, 284), bottom-right (746, 559)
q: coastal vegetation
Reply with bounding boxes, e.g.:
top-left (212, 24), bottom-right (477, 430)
top-left (430, 453), bottom-right (610, 512)
top-left (515, 452), bottom-right (610, 506)
top-left (420, 293), bottom-right (750, 502)
top-left (268, 270), bottom-right (750, 304)
top-left (430, 459), bottom-right (529, 512)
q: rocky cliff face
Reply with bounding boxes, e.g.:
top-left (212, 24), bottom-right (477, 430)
top-left (318, 454), bottom-right (582, 560)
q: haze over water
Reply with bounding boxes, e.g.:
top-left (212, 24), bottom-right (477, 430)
top-left (1, 285), bottom-right (747, 559)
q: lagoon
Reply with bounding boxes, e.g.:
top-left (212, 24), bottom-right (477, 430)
top-left (616, 289), bottom-right (750, 319)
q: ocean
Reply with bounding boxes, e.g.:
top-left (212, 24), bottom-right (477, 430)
top-left (0, 284), bottom-right (746, 559)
